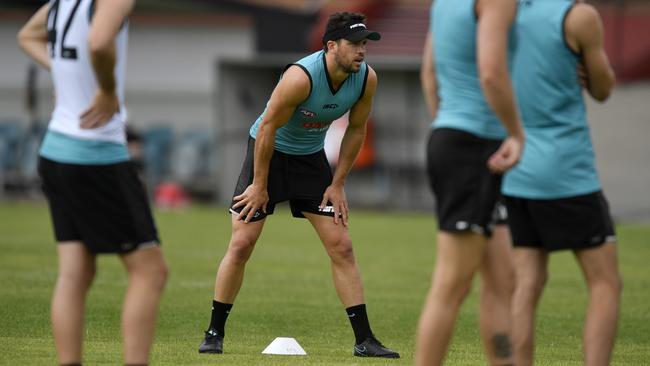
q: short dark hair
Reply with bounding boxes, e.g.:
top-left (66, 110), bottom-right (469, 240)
top-left (322, 12), bottom-right (367, 51)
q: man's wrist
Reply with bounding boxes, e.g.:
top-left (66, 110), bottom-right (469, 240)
top-left (252, 180), bottom-right (268, 190)
top-left (508, 126), bottom-right (525, 142)
top-left (98, 87), bottom-right (117, 97)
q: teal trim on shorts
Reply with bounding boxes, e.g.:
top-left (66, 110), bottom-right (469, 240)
top-left (40, 130), bottom-right (130, 165)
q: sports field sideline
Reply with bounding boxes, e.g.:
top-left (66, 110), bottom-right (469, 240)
top-left (1, 202), bottom-right (648, 365)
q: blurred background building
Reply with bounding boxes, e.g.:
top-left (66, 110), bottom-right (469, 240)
top-left (1, 0), bottom-right (649, 221)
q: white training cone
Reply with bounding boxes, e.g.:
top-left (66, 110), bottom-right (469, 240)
top-left (262, 337), bottom-right (307, 355)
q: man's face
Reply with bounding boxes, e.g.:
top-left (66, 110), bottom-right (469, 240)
top-left (333, 38), bottom-right (367, 74)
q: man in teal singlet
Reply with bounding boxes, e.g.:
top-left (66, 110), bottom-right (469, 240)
top-left (416, 0), bottom-right (525, 365)
top-left (198, 12), bottom-right (399, 359)
top-left (505, 1), bottom-right (620, 365)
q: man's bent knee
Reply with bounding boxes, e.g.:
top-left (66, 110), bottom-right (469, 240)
top-left (588, 274), bottom-right (623, 296)
top-left (432, 275), bottom-right (473, 305)
top-left (325, 236), bottom-right (355, 264)
top-left (225, 237), bottom-right (257, 265)
top-left (57, 266), bottom-right (96, 291)
top-left (134, 259), bottom-right (168, 291)
top-left (516, 270), bottom-right (548, 296)
top-left (153, 261), bottom-right (169, 289)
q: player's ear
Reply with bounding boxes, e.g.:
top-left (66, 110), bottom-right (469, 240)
top-left (326, 40), bottom-right (340, 53)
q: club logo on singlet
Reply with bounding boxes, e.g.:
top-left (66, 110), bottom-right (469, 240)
top-left (322, 103), bottom-right (339, 109)
top-left (299, 108), bottom-right (316, 118)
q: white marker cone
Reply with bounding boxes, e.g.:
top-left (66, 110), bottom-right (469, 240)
top-left (262, 337), bottom-right (307, 355)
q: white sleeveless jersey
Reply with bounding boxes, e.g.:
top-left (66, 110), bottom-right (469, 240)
top-left (47, 0), bottom-right (128, 144)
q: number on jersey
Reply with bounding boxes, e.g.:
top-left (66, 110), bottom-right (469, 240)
top-left (47, 0), bottom-right (83, 60)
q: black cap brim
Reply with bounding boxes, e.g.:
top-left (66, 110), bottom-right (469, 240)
top-left (344, 29), bottom-right (381, 42)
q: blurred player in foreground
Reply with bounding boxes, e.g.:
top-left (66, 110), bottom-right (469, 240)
top-left (416, 0), bottom-right (525, 364)
top-left (18, 1), bottom-right (168, 365)
top-left (504, 1), bottom-right (621, 365)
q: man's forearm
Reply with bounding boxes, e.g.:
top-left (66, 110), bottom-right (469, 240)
top-left (332, 124), bottom-right (365, 186)
top-left (90, 45), bottom-right (117, 94)
top-left (586, 52), bottom-right (615, 102)
top-left (19, 39), bottom-right (50, 70)
top-left (252, 124), bottom-right (277, 188)
top-left (481, 72), bottom-right (524, 138)
top-left (422, 87), bottom-right (438, 119)
top-left (420, 74), bottom-right (438, 119)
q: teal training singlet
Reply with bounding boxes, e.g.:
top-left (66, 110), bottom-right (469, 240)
top-left (249, 50), bottom-right (369, 155)
top-left (430, 0), bottom-right (516, 140)
top-left (503, 0), bottom-right (601, 199)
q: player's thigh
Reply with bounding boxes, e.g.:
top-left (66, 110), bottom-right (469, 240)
top-left (574, 242), bottom-right (620, 287)
top-left (120, 246), bottom-right (167, 278)
top-left (512, 247), bottom-right (549, 291)
top-left (480, 225), bottom-right (514, 286)
top-left (433, 231), bottom-right (487, 286)
top-left (230, 213), bottom-right (267, 247)
top-left (56, 242), bottom-right (96, 282)
top-left (303, 211), bottom-right (350, 248)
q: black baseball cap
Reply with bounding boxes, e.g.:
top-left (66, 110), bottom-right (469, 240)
top-left (322, 20), bottom-right (381, 44)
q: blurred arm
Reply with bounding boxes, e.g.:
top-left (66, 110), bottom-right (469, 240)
top-left (17, 5), bottom-right (50, 70)
top-left (476, 0), bottom-right (524, 140)
top-left (420, 32), bottom-right (439, 118)
top-left (565, 3), bottom-right (615, 102)
top-left (88, 0), bottom-right (134, 95)
top-left (477, 0), bottom-right (524, 173)
top-left (79, 0), bottom-right (134, 128)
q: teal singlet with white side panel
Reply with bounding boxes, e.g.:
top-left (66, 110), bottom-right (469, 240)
top-left (249, 50), bottom-right (369, 155)
top-left (430, 0), bottom-right (516, 140)
top-left (503, 0), bottom-right (601, 199)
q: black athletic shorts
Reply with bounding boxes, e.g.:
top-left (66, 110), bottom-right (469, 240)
top-left (505, 191), bottom-right (616, 252)
top-left (229, 137), bottom-right (337, 222)
top-left (38, 157), bottom-right (160, 254)
top-left (426, 128), bottom-right (505, 236)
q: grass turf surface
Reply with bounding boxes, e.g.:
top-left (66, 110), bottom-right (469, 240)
top-left (0, 202), bottom-right (648, 365)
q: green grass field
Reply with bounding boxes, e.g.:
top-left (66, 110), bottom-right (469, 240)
top-left (0, 201), bottom-right (648, 365)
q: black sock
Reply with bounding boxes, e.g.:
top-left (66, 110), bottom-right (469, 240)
top-left (208, 300), bottom-right (233, 336)
top-left (346, 304), bottom-right (373, 344)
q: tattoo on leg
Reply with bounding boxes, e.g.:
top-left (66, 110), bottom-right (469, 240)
top-left (492, 333), bottom-right (513, 358)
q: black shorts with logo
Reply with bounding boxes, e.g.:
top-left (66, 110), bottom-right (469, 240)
top-left (426, 128), bottom-right (505, 236)
top-left (505, 191), bottom-right (616, 252)
top-left (229, 137), bottom-right (336, 222)
top-left (38, 157), bottom-right (160, 254)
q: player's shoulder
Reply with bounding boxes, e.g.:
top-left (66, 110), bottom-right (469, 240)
top-left (283, 64), bottom-right (311, 87)
top-left (277, 65), bottom-right (311, 101)
top-left (566, 3), bottom-right (603, 31)
top-left (476, 0), bottom-right (517, 16)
